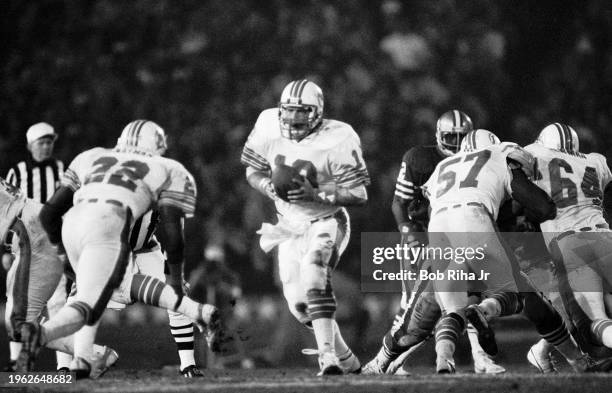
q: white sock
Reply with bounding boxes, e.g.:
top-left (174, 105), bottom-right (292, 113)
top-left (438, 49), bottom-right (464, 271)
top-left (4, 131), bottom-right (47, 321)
top-left (466, 323), bottom-right (485, 355)
top-left (435, 339), bottom-right (455, 360)
top-left (479, 299), bottom-right (501, 319)
top-left (56, 351), bottom-right (73, 369)
top-left (312, 318), bottom-right (335, 353)
top-left (74, 322), bottom-right (99, 362)
top-left (9, 341), bottom-right (22, 361)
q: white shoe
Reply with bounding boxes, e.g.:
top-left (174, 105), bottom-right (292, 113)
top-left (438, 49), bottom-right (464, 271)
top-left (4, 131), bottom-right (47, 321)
top-left (90, 346), bottom-right (119, 379)
top-left (473, 351), bottom-right (506, 374)
top-left (362, 357), bottom-right (386, 375)
top-left (527, 344), bottom-right (556, 373)
top-left (302, 348), bottom-right (343, 376)
top-left (436, 356), bottom-right (456, 374)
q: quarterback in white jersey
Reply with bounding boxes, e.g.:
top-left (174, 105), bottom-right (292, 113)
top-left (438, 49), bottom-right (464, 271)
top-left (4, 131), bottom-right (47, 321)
top-left (19, 120), bottom-right (220, 375)
top-left (241, 79), bottom-right (368, 375)
top-left (525, 123), bottom-right (612, 352)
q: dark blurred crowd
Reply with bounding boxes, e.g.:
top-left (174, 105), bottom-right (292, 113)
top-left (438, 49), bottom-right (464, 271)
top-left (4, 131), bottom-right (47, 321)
top-left (1, 0), bottom-right (611, 293)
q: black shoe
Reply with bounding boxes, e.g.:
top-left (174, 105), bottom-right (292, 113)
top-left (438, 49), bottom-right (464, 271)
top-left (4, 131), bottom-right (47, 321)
top-left (180, 365), bottom-right (204, 378)
top-left (16, 322), bottom-right (43, 372)
top-left (465, 305), bottom-right (498, 356)
top-left (57, 367), bottom-right (70, 374)
top-left (3, 360), bottom-right (16, 372)
top-left (576, 355), bottom-right (612, 373)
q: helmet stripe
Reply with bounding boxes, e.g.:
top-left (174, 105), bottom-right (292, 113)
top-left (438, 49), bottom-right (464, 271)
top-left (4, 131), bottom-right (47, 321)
top-left (553, 123), bottom-right (565, 151)
top-left (127, 121), bottom-right (138, 147)
top-left (453, 110), bottom-right (461, 130)
top-left (130, 120), bottom-right (144, 146)
top-left (562, 124), bottom-right (572, 151)
top-left (289, 80), bottom-right (299, 98)
top-left (133, 120), bottom-right (147, 147)
top-left (471, 130), bottom-right (477, 149)
top-left (295, 79), bottom-right (308, 103)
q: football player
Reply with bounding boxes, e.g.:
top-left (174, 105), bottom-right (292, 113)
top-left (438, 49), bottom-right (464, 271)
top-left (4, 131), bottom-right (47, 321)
top-left (18, 120), bottom-right (221, 374)
top-left (523, 123), bottom-right (612, 371)
top-left (241, 79), bottom-right (367, 375)
top-left (427, 129), bottom-right (611, 373)
top-left (0, 176), bottom-right (117, 375)
top-left (364, 112), bottom-right (505, 374)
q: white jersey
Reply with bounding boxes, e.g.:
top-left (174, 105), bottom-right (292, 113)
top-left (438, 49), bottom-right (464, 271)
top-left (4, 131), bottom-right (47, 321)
top-left (62, 147), bottom-right (197, 221)
top-left (524, 143), bottom-right (612, 239)
top-left (423, 144), bottom-right (520, 220)
top-left (241, 108), bottom-right (370, 221)
top-left (0, 177), bottom-right (27, 242)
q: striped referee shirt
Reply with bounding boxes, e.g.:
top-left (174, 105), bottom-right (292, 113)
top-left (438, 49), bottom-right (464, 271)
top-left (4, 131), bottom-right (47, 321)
top-left (6, 157), bottom-right (64, 203)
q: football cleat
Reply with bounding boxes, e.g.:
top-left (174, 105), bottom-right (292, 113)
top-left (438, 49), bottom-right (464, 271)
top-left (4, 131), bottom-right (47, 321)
top-left (302, 348), bottom-right (343, 376)
top-left (527, 343), bottom-right (556, 373)
top-left (195, 304), bottom-right (223, 353)
top-left (473, 351), bottom-right (506, 374)
top-left (362, 357), bottom-right (387, 375)
top-left (571, 353), bottom-right (612, 373)
top-left (57, 367), bottom-right (70, 374)
top-left (70, 357), bottom-right (92, 380)
top-left (465, 305), bottom-right (498, 356)
top-left (436, 356), bottom-right (456, 374)
top-left (180, 365), bottom-right (204, 378)
top-left (15, 322), bottom-right (43, 372)
top-left (90, 346), bottom-right (119, 379)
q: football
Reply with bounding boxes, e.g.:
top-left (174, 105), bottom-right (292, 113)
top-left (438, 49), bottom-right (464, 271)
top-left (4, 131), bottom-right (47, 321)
top-left (271, 164), bottom-right (303, 201)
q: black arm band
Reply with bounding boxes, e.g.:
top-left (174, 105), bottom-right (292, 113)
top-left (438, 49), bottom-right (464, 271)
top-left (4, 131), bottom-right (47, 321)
top-left (510, 168), bottom-right (556, 223)
top-left (39, 187), bottom-right (74, 245)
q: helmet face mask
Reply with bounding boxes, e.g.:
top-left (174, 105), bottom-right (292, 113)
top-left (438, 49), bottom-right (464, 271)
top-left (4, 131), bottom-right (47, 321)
top-left (278, 79), bottom-right (323, 141)
top-left (436, 110), bottom-right (474, 156)
top-left (116, 120), bottom-right (167, 156)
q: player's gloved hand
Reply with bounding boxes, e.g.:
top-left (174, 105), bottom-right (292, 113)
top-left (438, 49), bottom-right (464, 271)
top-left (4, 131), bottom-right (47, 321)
top-left (1, 253), bottom-right (14, 271)
top-left (399, 222), bottom-right (425, 248)
top-left (51, 243), bottom-right (68, 266)
top-left (288, 177), bottom-right (324, 203)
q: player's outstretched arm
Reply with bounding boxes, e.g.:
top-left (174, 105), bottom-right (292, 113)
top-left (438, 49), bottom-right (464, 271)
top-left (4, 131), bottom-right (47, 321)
top-left (510, 168), bottom-right (556, 223)
top-left (39, 185), bottom-right (74, 245)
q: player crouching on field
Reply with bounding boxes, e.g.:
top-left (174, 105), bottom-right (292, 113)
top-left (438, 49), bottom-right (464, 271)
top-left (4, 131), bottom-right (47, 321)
top-left (241, 79), bottom-right (367, 375)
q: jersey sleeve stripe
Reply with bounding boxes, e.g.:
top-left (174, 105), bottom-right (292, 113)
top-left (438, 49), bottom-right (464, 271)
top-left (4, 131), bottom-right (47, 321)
top-left (240, 147), bottom-right (270, 171)
top-left (394, 190), bottom-right (414, 200)
top-left (61, 168), bottom-right (81, 191)
top-left (336, 172), bottom-right (371, 187)
top-left (158, 196), bottom-right (196, 215)
top-left (397, 178), bottom-right (414, 187)
top-left (395, 183), bottom-right (414, 194)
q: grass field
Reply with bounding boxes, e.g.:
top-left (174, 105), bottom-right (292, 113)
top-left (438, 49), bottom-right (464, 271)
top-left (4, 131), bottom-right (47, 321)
top-left (2, 368), bottom-right (612, 393)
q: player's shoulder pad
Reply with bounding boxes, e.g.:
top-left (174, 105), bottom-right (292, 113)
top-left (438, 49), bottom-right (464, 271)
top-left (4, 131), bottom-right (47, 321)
top-left (586, 152), bottom-right (610, 170)
top-left (70, 147), bottom-right (108, 165)
top-left (316, 118), bottom-right (361, 149)
top-left (250, 108), bottom-right (281, 141)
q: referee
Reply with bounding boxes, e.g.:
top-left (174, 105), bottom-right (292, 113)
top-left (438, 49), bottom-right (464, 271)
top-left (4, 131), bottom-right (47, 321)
top-left (3, 122), bottom-right (70, 372)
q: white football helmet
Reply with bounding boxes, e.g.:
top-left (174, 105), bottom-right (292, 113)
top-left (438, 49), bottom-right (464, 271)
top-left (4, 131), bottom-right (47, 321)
top-left (536, 123), bottom-right (579, 153)
top-left (278, 79), bottom-right (324, 141)
top-left (115, 120), bottom-right (167, 156)
top-left (460, 129), bottom-right (501, 152)
top-left (436, 110), bottom-right (474, 156)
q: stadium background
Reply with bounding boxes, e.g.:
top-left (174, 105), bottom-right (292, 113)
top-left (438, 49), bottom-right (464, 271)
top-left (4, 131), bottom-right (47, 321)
top-left (0, 0), bottom-right (611, 371)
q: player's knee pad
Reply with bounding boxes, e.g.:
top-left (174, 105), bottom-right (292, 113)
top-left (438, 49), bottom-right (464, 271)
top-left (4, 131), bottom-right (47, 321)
top-left (288, 301), bottom-right (313, 326)
top-left (300, 259), bottom-right (328, 291)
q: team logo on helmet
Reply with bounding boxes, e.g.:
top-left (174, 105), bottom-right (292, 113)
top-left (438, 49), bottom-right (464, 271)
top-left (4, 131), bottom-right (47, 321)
top-left (460, 129), bottom-right (501, 152)
top-left (436, 110), bottom-right (474, 156)
top-left (278, 79), bottom-right (324, 141)
top-left (116, 120), bottom-right (168, 156)
top-left (536, 123), bottom-right (579, 153)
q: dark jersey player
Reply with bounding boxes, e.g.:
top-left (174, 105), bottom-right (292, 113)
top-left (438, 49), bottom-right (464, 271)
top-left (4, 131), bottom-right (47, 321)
top-left (363, 110), bottom-right (506, 374)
